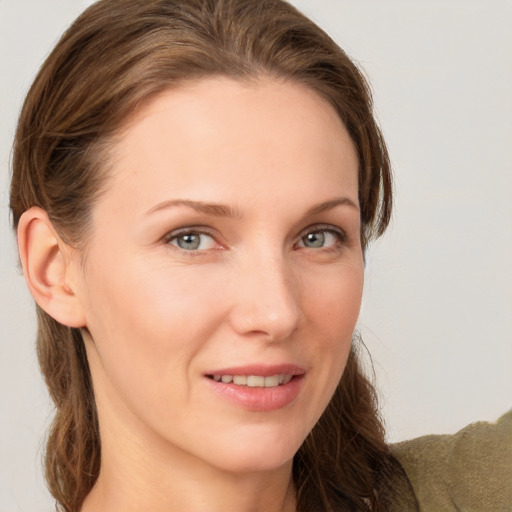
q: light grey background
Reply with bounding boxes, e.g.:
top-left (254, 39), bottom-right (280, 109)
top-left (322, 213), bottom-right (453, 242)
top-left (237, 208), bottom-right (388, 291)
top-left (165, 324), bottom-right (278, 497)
top-left (1, 1), bottom-right (511, 511)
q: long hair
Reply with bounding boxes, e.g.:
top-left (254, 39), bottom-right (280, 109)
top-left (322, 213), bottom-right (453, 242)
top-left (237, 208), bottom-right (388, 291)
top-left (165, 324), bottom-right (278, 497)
top-left (10, 1), bottom-right (395, 510)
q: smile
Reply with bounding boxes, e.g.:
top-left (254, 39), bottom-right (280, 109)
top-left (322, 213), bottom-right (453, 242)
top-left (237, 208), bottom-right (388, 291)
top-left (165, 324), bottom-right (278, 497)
top-left (205, 371), bottom-right (304, 411)
top-left (209, 374), bottom-right (293, 387)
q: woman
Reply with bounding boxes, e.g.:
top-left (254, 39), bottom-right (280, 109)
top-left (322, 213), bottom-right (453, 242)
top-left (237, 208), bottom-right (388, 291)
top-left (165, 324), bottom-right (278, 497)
top-left (7, 1), bottom-right (510, 511)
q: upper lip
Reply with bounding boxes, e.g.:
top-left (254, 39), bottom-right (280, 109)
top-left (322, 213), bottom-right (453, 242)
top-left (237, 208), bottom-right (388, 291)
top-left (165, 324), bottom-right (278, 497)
top-left (204, 364), bottom-right (306, 377)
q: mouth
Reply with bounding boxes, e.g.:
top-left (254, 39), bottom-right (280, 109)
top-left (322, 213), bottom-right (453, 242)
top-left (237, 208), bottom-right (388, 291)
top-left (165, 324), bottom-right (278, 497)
top-left (206, 374), bottom-right (294, 388)
top-left (203, 365), bottom-right (305, 411)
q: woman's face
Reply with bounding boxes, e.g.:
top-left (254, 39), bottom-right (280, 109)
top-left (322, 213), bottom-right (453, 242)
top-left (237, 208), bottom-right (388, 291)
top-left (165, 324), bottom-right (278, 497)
top-left (75, 77), bottom-right (363, 474)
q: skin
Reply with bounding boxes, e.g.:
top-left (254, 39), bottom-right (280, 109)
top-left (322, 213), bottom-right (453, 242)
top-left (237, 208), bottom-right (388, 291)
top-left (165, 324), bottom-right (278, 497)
top-left (21, 77), bottom-right (363, 512)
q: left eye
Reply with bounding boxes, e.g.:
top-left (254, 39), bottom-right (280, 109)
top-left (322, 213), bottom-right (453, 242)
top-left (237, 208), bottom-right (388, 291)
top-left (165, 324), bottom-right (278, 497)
top-left (167, 232), bottom-right (217, 251)
top-left (298, 229), bottom-right (343, 249)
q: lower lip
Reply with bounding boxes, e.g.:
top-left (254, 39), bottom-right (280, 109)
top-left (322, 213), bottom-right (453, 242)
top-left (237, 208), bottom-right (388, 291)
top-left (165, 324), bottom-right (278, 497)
top-left (205, 375), bottom-right (304, 412)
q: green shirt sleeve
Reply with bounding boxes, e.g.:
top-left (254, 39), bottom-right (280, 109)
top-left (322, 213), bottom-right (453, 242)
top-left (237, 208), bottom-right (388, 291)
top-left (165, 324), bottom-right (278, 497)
top-left (391, 410), bottom-right (512, 511)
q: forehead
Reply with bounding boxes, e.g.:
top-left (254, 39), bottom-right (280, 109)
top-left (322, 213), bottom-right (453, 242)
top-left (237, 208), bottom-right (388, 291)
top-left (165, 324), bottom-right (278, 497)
top-left (98, 77), bottom-right (359, 217)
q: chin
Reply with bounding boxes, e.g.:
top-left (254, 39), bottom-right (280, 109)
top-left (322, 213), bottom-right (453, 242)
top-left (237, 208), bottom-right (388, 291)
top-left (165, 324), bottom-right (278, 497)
top-left (199, 424), bottom-right (306, 474)
top-left (212, 449), bottom-right (295, 475)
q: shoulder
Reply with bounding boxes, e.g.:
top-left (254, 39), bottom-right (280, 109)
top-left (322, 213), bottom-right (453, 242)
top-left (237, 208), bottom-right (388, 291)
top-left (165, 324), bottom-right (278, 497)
top-left (390, 410), bottom-right (512, 511)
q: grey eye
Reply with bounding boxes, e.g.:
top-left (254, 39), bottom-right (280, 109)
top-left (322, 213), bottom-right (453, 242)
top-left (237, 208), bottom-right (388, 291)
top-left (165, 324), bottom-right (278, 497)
top-left (168, 232), bottom-right (216, 251)
top-left (302, 231), bottom-right (326, 248)
top-left (299, 229), bottom-right (341, 249)
top-left (176, 233), bottom-right (201, 250)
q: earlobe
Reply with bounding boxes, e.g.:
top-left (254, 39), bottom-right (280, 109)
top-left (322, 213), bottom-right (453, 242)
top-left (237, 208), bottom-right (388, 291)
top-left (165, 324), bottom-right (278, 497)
top-left (17, 207), bottom-right (86, 328)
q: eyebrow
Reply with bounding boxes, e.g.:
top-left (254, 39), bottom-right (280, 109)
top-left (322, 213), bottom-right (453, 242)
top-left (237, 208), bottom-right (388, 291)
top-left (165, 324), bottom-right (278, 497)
top-left (146, 199), bottom-right (243, 218)
top-left (145, 196), bottom-right (358, 218)
top-left (305, 197), bottom-right (359, 216)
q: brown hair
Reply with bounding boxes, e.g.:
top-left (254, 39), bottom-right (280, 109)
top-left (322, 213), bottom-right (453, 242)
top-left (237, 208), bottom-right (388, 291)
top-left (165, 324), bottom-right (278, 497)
top-left (10, 1), bottom-right (396, 510)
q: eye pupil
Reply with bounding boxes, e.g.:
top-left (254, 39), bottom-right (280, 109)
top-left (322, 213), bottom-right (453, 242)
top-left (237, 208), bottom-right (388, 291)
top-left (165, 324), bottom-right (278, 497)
top-left (304, 231), bottom-right (325, 248)
top-left (177, 233), bottom-right (201, 250)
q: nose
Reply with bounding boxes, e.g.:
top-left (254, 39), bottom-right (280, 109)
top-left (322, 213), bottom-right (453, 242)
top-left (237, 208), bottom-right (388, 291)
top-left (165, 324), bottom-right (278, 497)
top-left (228, 251), bottom-right (301, 342)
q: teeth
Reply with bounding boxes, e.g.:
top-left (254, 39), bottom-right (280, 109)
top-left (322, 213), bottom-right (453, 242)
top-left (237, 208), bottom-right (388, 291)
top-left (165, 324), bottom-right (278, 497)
top-left (264, 375), bottom-right (279, 387)
top-left (211, 374), bottom-right (293, 387)
top-left (282, 374), bottom-right (292, 385)
top-left (233, 375), bottom-right (247, 385)
top-left (247, 375), bottom-right (264, 387)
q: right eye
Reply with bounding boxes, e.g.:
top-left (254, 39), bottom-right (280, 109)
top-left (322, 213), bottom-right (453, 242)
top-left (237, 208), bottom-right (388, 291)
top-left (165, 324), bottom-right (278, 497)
top-left (166, 231), bottom-right (217, 251)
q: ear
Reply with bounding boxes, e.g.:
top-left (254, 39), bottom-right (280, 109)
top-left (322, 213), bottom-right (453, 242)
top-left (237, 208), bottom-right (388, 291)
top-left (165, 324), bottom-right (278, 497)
top-left (17, 207), bottom-right (86, 328)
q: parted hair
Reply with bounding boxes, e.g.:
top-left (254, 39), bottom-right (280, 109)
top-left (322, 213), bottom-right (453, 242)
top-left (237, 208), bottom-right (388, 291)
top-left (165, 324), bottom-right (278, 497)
top-left (10, 1), bottom-right (397, 511)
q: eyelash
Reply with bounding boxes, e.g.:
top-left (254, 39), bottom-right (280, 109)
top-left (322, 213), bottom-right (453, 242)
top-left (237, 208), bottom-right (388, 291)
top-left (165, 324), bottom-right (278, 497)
top-left (297, 224), bottom-right (347, 251)
top-left (163, 224), bottom-right (347, 253)
top-left (163, 227), bottom-right (220, 254)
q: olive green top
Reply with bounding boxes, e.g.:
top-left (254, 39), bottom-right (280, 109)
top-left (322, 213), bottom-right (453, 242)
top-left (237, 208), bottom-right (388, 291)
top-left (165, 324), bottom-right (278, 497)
top-left (390, 410), bottom-right (512, 511)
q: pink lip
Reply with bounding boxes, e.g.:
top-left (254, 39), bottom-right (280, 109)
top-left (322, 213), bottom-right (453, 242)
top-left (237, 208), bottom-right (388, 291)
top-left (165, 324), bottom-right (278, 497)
top-left (205, 364), bottom-right (305, 377)
top-left (203, 364), bottom-right (305, 412)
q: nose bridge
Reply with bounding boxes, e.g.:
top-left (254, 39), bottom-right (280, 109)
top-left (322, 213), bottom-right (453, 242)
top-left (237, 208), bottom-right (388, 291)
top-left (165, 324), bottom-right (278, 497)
top-left (230, 244), bottom-right (300, 341)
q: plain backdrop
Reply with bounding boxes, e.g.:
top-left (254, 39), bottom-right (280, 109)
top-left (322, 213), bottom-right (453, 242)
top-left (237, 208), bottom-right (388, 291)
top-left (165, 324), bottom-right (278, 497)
top-left (1, 1), bottom-right (511, 511)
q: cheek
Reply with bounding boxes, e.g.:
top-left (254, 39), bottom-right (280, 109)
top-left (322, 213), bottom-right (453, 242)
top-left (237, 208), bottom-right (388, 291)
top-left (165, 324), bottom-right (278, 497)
top-left (305, 263), bottom-right (364, 343)
top-left (80, 252), bottom-right (228, 392)
top-left (85, 248), bottom-right (222, 337)
top-left (298, 263), bottom-right (363, 417)
top-left (80, 256), bottom-right (232, 441)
